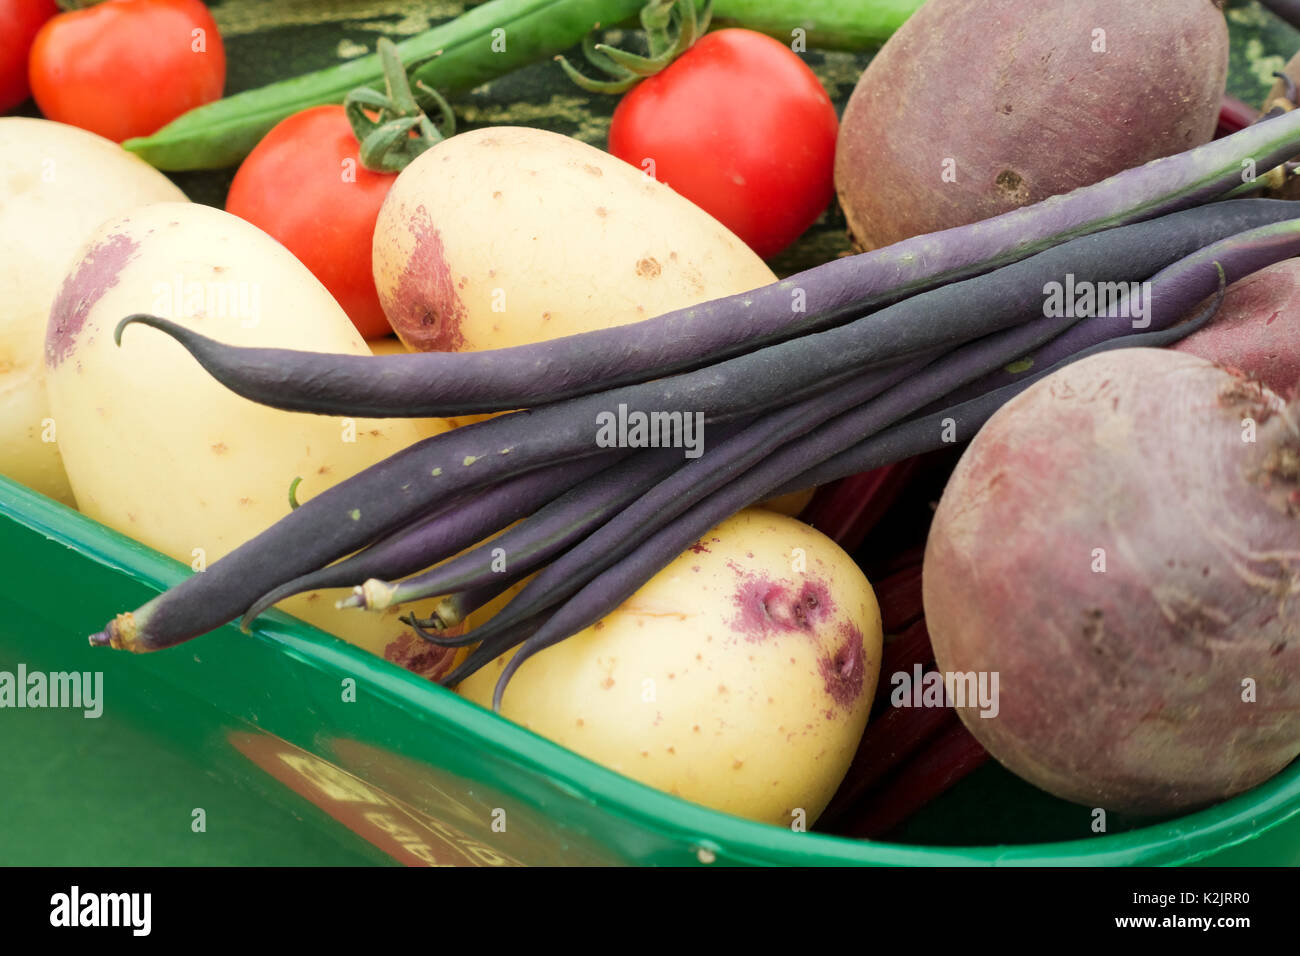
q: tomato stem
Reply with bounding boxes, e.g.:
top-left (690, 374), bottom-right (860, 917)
top-left (344, 38), bottom-right (455, 173)
top-left (557, 0), bottom-right (712, 94)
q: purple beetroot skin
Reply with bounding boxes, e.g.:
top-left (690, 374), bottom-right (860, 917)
top-left (1174, 258), bottom-right (1300, 396)
top-left (924, 348), bottom-right (1300, 815)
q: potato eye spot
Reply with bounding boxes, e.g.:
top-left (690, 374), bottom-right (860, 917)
top-left (791, 602), bottom-right (808, 627)
top-left (636, 257), bottom-right (662, 279)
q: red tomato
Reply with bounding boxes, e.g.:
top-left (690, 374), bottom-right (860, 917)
top-left (29, 0), bottom-right (225, 142)
top-left (608, 29), bottom-right (839, 259)
top-left (0, 0), bottom-right (57, 113)
top-left (226, 105), bottom-right (396, 340)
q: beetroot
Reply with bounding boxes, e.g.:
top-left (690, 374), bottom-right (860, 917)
top-left (1174, 258), bottom-right (1300, 395)
top-left (835, 0), bottom-right (1228, 251)
top-left (924, 348), bottom-right (1300, 814)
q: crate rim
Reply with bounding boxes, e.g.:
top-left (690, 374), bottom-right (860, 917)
top-left (5, 472), bottom-right (1297, 867)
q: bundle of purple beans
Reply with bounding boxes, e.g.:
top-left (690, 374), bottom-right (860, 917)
top-left (90, 111), bottom-right (1300, 709)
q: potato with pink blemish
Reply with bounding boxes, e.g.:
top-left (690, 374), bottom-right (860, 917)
top-left (0, 118), bottom-right (187, 506)
top-left (457, 509), bottom-right (882, 826)
top-left (371, 126), bottom-right (776, 354)
top-left (43, 202), bottom-right (455, 679)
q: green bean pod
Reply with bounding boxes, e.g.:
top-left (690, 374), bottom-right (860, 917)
top-left (710, 0), bottom-right (925, 49)
top-left (124, 0), bottom-right (646, 170)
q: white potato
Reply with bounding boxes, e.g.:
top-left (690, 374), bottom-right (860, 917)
top-left (458, 508), bottom-right (883, 826)
top-left (373, 126), bottom-right (776, 352)
top-left (45, 202), bottom-right (457, 677)
top-left (0, 118), bottom-right (186, 505)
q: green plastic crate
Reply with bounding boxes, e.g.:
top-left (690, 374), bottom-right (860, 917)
top-left (1, 473), bottom-right (1297, 866)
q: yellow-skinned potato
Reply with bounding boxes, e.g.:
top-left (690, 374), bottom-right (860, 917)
top-left (373, 126), bottom-right (776, 352)
top-left (44, 202), bottom-right (457, 678)
top-left (761, 486), bottom-right (816, 518)
top-left (458, 509), bottom-right (882, 826)
top-left (0, 118), bottom-right (186, 505)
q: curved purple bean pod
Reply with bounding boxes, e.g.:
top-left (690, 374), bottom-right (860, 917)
top-left (419, 357), bottom-right (928, 655)
top-left (239, 453), bottom-right (619, 627)
top-left (87, 194), bottom-right (1300, 651)
top-left (939, 216), bottom-right (1300, 406)
top-left (487, 280), bottom-right (1231, 708)
top-left (110, 183), bottom-right (1300, 418)
top-left (424, 223), bottom-right (1273, 662)
top-left (445, 296), bottom-right (1093, 665)
top-left (347, 443), bottom-right (693, 621)
top-left (780, 269), bottom-right (1230, 494)
top-left (93, 207), bottom-right (1200, 654)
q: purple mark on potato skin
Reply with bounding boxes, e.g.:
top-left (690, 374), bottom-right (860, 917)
top-left (819, 623), bottom-right (866, 710)
top-left (731, 577), bottom-right (790, 638)
top-left (728, 567), bottom-right (835, 641)
top-left (382, 204), bottom-right (466, 352)
top-left (45, 232), bottom-right (138, 369)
